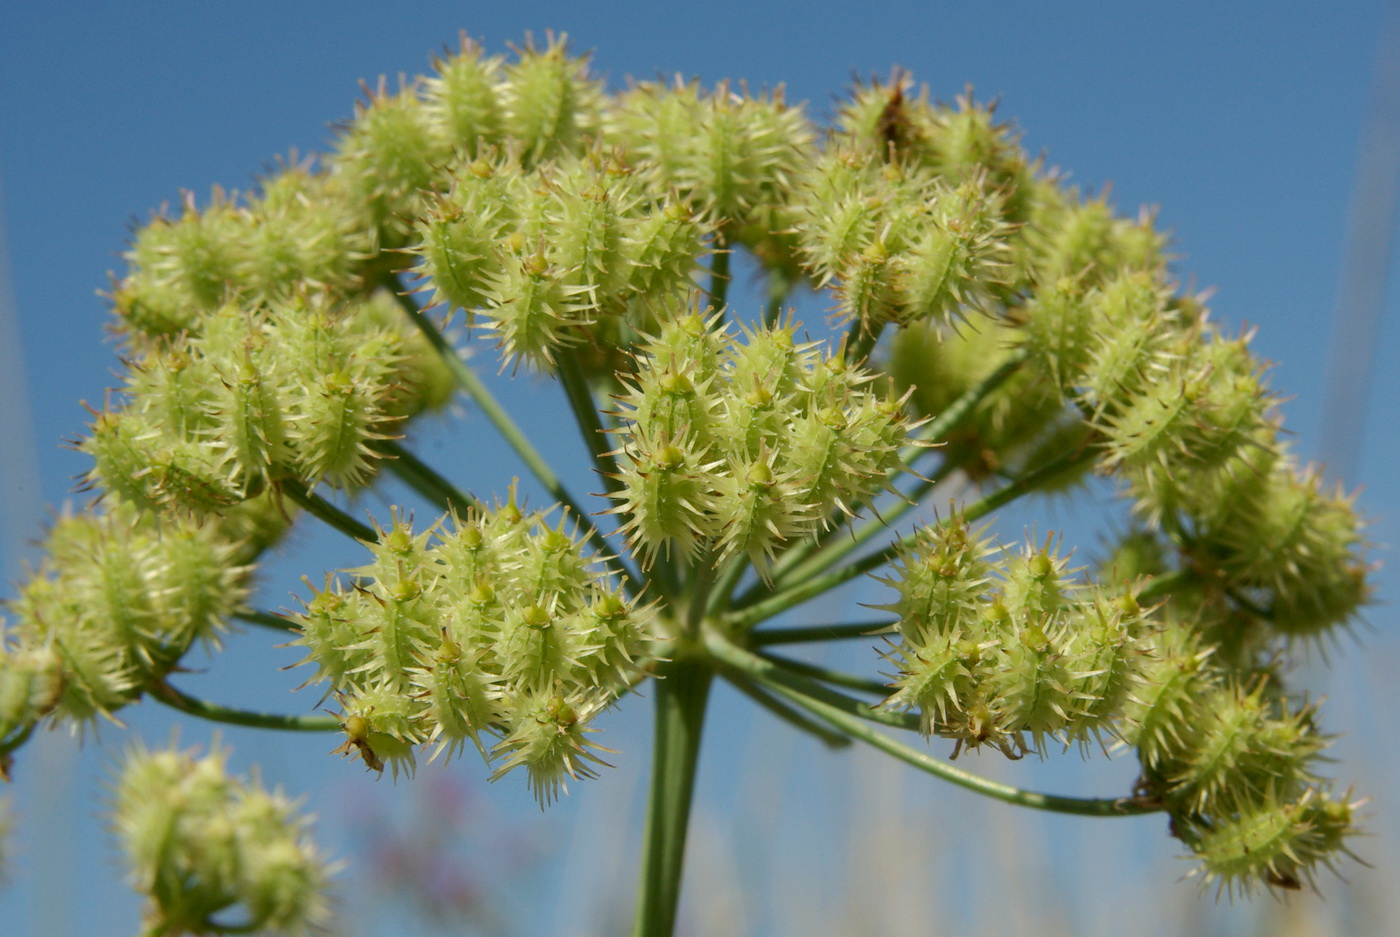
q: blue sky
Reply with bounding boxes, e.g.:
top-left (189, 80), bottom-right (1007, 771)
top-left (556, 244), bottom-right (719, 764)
top-left (1, 3), bottom-right (1397, 935)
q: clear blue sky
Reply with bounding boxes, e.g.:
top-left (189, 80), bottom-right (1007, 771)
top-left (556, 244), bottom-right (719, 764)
top-left (1, 3), bottom-right (1397, 935)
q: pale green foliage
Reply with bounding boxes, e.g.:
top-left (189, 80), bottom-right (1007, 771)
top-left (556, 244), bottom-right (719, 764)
top-left (113, 741), bottom-right (332, 937)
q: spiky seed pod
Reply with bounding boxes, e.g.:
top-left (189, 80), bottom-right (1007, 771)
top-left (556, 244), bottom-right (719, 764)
top-left (479, 247), bottom-right (591, 368)
top-left (498, 32), bottom-right (602, 166)
top-left (609, 79), bottom-right (813, 234)
top-left (84, 292), bottom-right (442, 517)
top-left (237, 162), bottom-right (365, 303)
top-left (113, 741), bottom-right (333, 937)
top-left (1165, 681), bottom-right (1326, 815)
top-left (922, 92), bottom-right (1036, 217)
top-left (611, 431), bottom-right (724, 566)
top-left (543, 151), bottom-right (642, 315)
top-left (1075, 270), bottom-right (1183, 412)
top-left (331, 78), bottom-right (452, 248)
top-left (1016, 276), bottom-right (1096, 396)
top-left (888, 177), bottom-right (1016, 327)
top-left (336, 681), bottom-right (429, 777)
top-left (1025, 183), bottom-right (1167, 288)
top-left (574, 585), bottom-right (652, 688)
top-left (1101, 327), bottom-right (1275, 485)
top-left (1120, 617), bottom-right (1218, 771)
top-left (832, 73), bottom-right (929, 160)
top-left (0, 625), bottom-right (64, 744)
top-left (1160, 436), bottom-right (1370, 640)
top-left (113, 190), bottom-right (246, 338)
top-left (489, 689), bottom-right (611, 805)
top-left (878, 518), bottom-right (996, 734)
top-left (1187, 787), bottom-right (1361, 897)
top-left (1058, 589), bottom-right (1151, 737)
top-left (788, 147), bottom-right (916, 290)
top-left (422, 33), bottom-right (505, 156)
top-left (880, 517), bottom-right (997, 644)
top-left (793, 145), bottom-right (1019, 330)
top-left (622, 198), bottom-right (709, 297)
top-left (610, 312), bottom-right (910, 567)
top-left (8, 507), bottom-right (247, 727)
top-left (710, 451), bottom-right (818, 571)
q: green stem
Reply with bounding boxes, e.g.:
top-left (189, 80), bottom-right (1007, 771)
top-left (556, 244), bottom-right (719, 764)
top-left (705, 554), bottom-right (749, 617)
top-left (749, 455), bottom-right (961, 608)
top-left (705, 633), bottom-right (1162, 818)
top-left (374, 438), bottom-right (480, 514)
top-left (280, 479), bottom-right (376, 543)
top-left (151, 681), bottom-right (340, 732)
top-left (762, 268), bottom-right (791, 328)
top-left (721, 670), bottom-right (852, 748)
top-left (760, 652), bottom-right (890, 696)
top-left (788, 681), bottom-right (1158, 816)
top-left (728, 442), bottom-right (1100, 628)
top-left (707, 239), bottom-right (731, 312)
top-left (557, 354), bottom-right (624, 496)
top-left (684, 551), bottom-right (719, 632)
top-left (0, 724), bottom-right (35, 779)
top-left (632, 657), bottom-right (714, 937)
top-left (704, 631), bottom-right (916, 731)
top-left (846, 318), bottom-right (886, 367)
top-left (235, 609), bottom-right (298, 634)
top-left (748, 621), bottom-right (896, 646)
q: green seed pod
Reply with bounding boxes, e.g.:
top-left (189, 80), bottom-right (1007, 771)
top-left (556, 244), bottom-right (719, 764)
top-left (1026, 184), bottom-right (1166, 287)
top-left (336, 681), bottom-right (428, 777)
top-left (710, 450), bottom-right (816, 570)
top-left (891, 177), bottom-right (1015, 327)
top-left (237, 162), bottom-right (365, 303)
top-left (422, 33), bottom-right (505, 156)
top-left (0, 628), bottom-right (64, 742)
top-left (115, 190), bottom-right (245, 338)
top-left (489, 688), bottom-right (608, 806)
top-left (498, 32), bottom-right (602, 166)
top-left (883, 629), bottom-right (981, 736)
top-left (1165, 681), bottom-right (1325, 814)
top-left (922, 92), bottom-right (1036, 221)
top-left (9, 507), bottom-right (246, 727)
top-left (332, 77), bottom-right (452, 248)
top-left (413, 154), bottom-right (523, 315)
top-left (612, 431), bottom-right (723, 566)
top-left (877, 517), bottom-right (995, 645)
top-left (1190, 787), bottom-right (1360, 896)
top-left (480, 248), bottom-right (590, 369)
top-left (113, 740), bottom-right (332, 936)
top-left (888, 316), bottom-right (1067, 481)
top-left (1102, 328), bottom-right (1274, 487)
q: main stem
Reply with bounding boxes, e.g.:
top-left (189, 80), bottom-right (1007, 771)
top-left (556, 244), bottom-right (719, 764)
top-left (632, 655), bottom-right (713, 937)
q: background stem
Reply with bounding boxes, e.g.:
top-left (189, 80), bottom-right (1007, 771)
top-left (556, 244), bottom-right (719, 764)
top-left (632, 657), bottom-right (713, 937)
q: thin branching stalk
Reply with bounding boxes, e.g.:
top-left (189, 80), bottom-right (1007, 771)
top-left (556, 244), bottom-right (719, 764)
top-left (151, 681), bottom-right (341, 733)
top-left (280, 479), bottom-right (377, 543)
top-left (374, 438), bottom-right (481, 514)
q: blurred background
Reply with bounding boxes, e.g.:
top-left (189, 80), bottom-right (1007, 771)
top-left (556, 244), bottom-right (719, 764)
top-left (1, 2), bottom-right (1397, 934)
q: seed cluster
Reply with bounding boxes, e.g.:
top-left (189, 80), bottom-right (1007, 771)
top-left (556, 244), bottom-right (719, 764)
top-left (608, 313), bottom-right (909, 573)
top-left (292, 492), bottom-right (653, 803)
